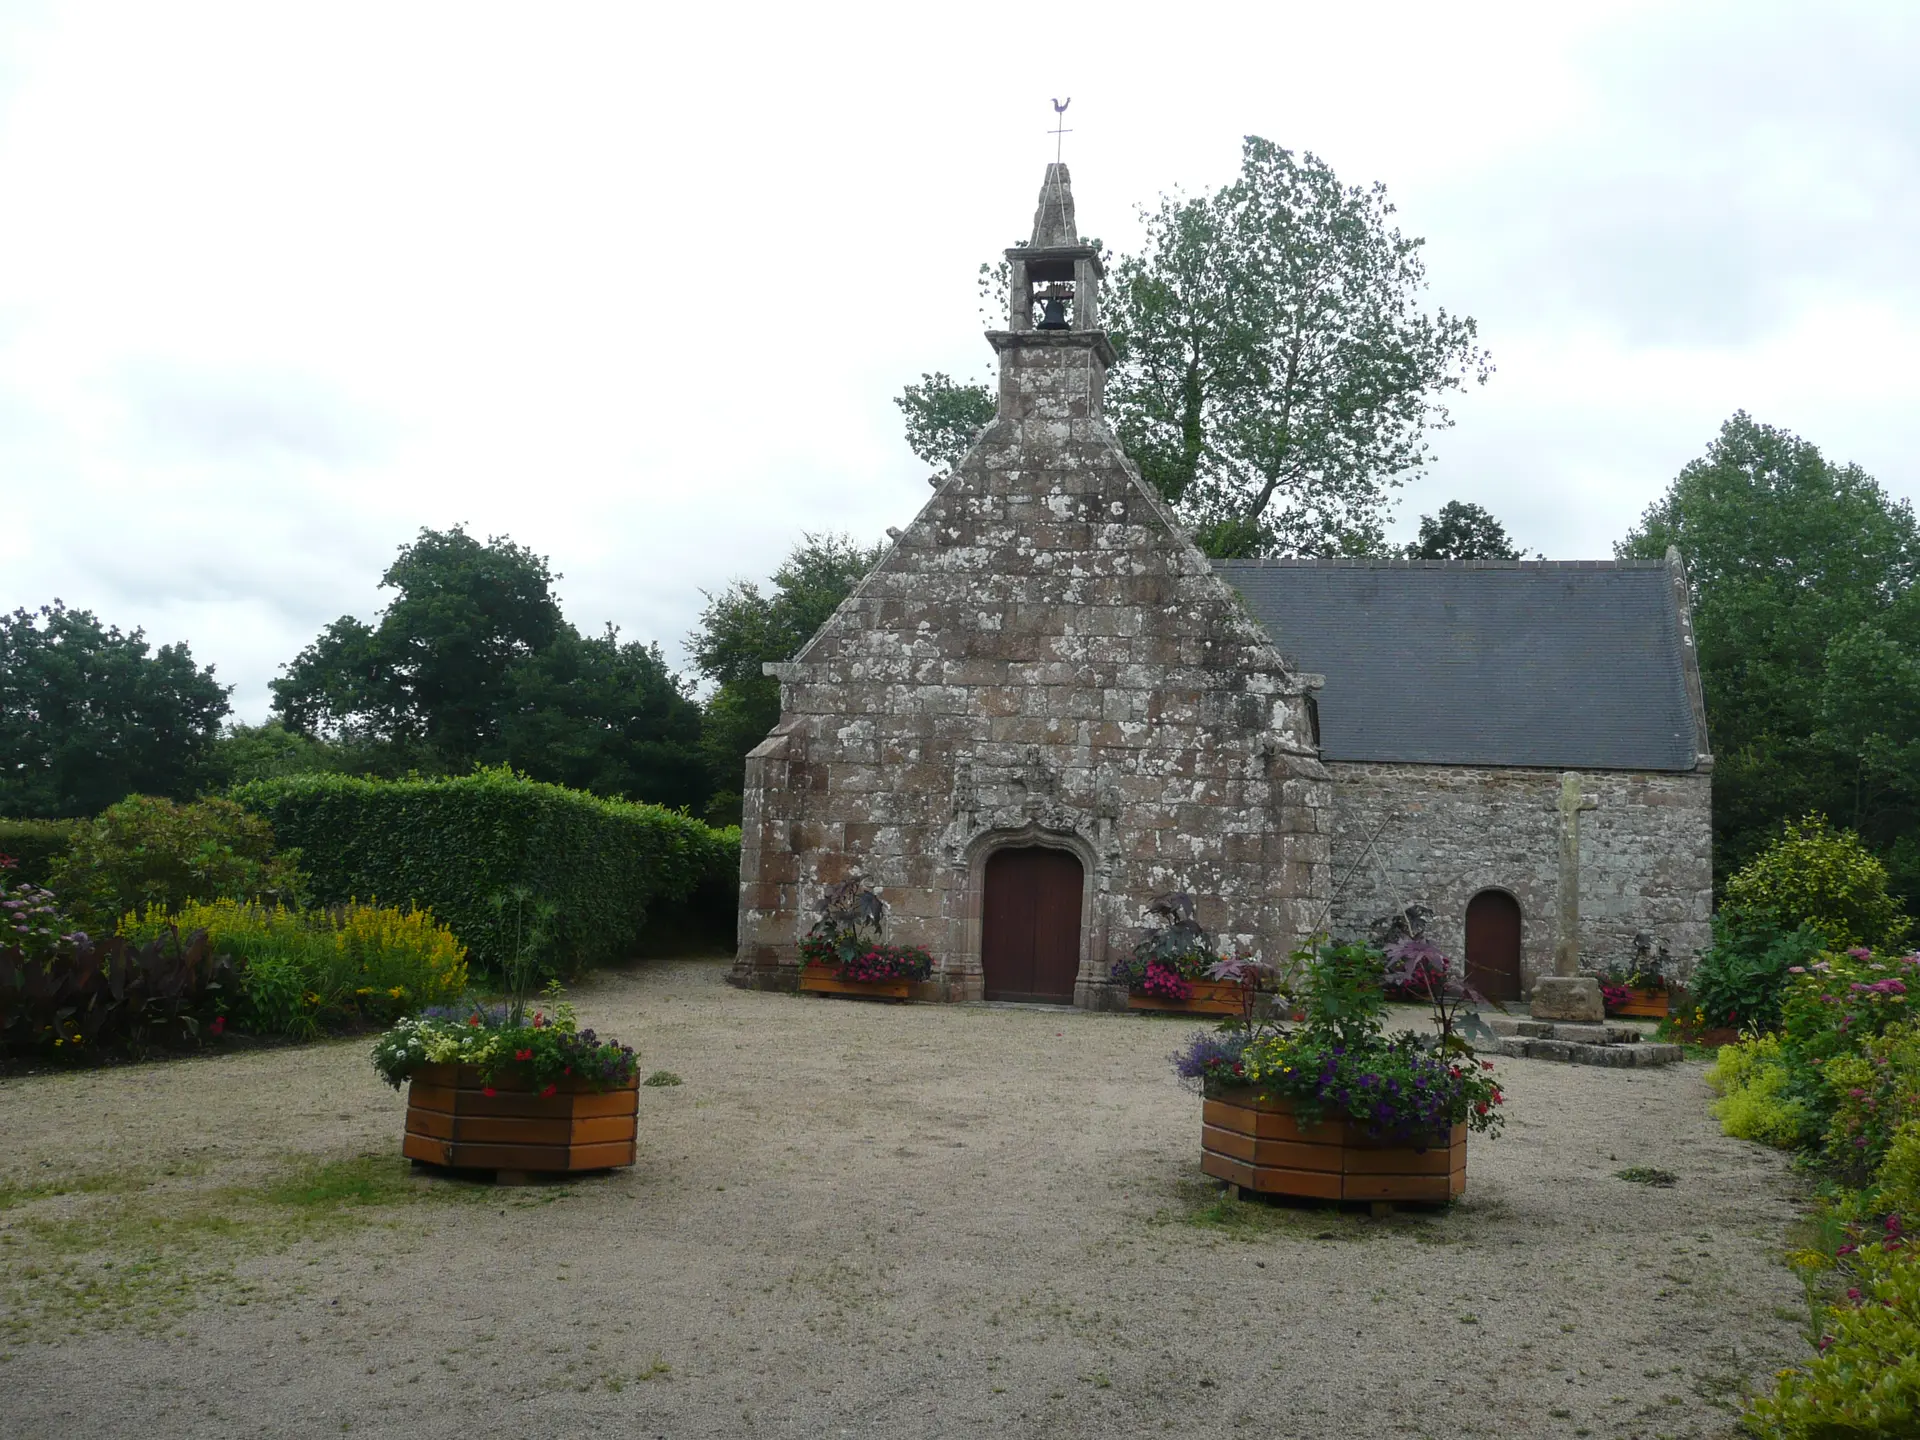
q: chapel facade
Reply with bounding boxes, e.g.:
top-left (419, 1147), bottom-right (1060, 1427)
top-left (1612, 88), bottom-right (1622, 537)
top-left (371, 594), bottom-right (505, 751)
top-left (730, 164), bottom-right (1333, 1006)
top-left (730, 165), bottom-right (1714, 1007)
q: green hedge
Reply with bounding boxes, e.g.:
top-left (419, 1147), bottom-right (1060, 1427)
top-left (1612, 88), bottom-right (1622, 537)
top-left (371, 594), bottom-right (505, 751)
top-left (0, 818), bottom-right (81, 885)
top-left (231, 768), bottom-right (737, 975)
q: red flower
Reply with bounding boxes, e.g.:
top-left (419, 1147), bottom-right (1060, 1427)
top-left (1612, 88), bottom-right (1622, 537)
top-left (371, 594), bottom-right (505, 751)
top-left (1491, 1089), bottom-right (1504, 1104)
top-left (467, 1016), bottom-right (481, 1027)
top-left (210, 1015), bottom-right (226, 1036)
top-left (541, 1083), bottom-right (557, 1098)
top-left (1480, 1060), bottom-right (1495, 1071)
top-left (483, 1086), bottom-right (497, 1097)
top-left (1475, 1102), bottom-right (1489, 1115)
top-left (515, 1048), bottom-right (533, 1061)
top-left (532, 1013), bottom-right (546, 1028)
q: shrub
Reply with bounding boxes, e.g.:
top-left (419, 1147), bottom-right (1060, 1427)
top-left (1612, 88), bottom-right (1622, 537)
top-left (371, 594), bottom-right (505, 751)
top-left (1706, 1034), bottom-right (1821, 1149)
top-left (1726, 814), bottom-right (1912, 952)
top-left (118, 898), bottom-right (468, 1038)
top-left (1876, 1123), bottom-right (1920, 1220)
top-left (1822, 1022), bottom-right (1920, 1185)
top-left (232, 767), bottom-right (734, 976)
top-left (49, 795), bottom-right (305, 931)
top-left (0, 924), bottom-right (235, 1057)
top-left (1687, 908), bottom-right (1829, 1034)
top-left (1747, 1236), bottom-right (1920, 1438)
top-left (0, 818), bottom-right (81, 886)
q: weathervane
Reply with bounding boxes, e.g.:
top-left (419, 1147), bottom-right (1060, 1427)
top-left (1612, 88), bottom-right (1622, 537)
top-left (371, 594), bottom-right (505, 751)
top-left (1050, 97), bottom-right (1072, 164)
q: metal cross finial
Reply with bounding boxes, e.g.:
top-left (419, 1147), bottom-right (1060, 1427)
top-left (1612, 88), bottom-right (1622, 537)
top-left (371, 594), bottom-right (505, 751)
top-left (1049, 97), bottom-right (1072, 164)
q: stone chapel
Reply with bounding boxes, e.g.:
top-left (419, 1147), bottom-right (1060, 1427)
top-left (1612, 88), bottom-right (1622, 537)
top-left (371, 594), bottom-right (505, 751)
top-left (730, 165), bottom-right (1713, 1008)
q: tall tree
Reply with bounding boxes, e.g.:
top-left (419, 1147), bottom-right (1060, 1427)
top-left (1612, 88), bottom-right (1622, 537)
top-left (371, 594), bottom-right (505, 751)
top-left (0, 602), bottom-right (231, 817)
top-left (689, 533), bottom-right (881, 824)
top-left (895, 372), bottom-right (996, 474)
top-left (1109, 138), bottom-right (1492, 557)
top-left (1620, 412), bottom-right (1920, 897)
top-left (273, 526), bottom-right (706, 808)
top-left (1404, 500), bottom-right (1521, 560)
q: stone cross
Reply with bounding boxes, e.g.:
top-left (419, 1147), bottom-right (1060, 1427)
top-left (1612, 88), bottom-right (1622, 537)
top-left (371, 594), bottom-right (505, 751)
top-left (1554, 772), bottom-right (1598, 978)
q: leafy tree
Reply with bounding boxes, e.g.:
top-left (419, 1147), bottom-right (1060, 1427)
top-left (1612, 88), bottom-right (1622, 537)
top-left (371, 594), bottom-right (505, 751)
top-left (273, 527), bottom-right (564, 767)
top-left (202, 721), bottom-right (344, 788)
top-left (1108, 138), bottom-right (1492, 557)
top-left (895, 372), bottom-right (996, 473)
top-left (494, 626), bottom-right (708, 812)
top-left (0, 602), bottom-right (231, 818)
top-left (272, 526), bottom-right (706, 808)
top-left (1404, 500), bottom-right (1520, 560)
top-left (689, 533), bottom-right (881, 824)
top-left (1620, 413), bottom-right (1920, 895)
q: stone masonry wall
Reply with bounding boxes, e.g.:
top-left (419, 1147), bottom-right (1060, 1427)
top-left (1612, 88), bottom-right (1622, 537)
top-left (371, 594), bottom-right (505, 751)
top-left (1326, 761), bottom-right (1714, 988)
top-left (733, 328), bottom-right (1331, 1006)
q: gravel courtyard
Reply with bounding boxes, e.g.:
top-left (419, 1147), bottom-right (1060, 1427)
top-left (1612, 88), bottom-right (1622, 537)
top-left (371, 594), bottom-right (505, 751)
top-left (2, 958), bottom-right (1808, 1440)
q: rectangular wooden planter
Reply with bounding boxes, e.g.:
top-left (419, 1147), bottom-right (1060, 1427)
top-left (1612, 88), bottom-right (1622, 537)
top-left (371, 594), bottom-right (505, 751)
top-left (402, 1062), bottom-right (638, 1174)
top-left (799, 962), bottom-right (911, 1001)
top-left (1200, 1090), bottom-right (1465, 1204)
top-left (1609, 987), bottom-right (1670, 1019)
top-left (1127, 980), bottom-right (1248, 1016)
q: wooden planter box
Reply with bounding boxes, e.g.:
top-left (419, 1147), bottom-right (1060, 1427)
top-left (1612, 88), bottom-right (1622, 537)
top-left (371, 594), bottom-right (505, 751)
top-left (402, 1062), bottom-right (638, 1175)
top-left (799, 961), bottom-right (911, 1001)
top-left (1608, 987), bottom-right (1670, 1019)
top-left (1201, 1090), bottom-right (1465, 1205)
top-left (1127, 979), bottom-right (1248, 1016)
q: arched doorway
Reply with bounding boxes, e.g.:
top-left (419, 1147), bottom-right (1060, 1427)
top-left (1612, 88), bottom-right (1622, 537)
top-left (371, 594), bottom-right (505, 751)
top-left (1464, 890), bottom-right (1523, 1002)
top-left (980, 847), bottom-right (1083, 1003)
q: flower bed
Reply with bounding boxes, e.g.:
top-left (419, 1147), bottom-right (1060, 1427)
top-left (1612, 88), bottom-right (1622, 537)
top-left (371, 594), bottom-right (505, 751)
top-left (794, 882), bottom-right (932, 1001)
top-left (1173, 935), bottom-right (1505, 1207)
top-left (1110, 893), bottom-right (1251, 1014)
top-left (1701, 943), bottom-right (1920, 1434)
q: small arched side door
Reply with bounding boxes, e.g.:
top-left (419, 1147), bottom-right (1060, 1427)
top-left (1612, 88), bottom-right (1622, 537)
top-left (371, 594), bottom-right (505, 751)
top-left (1464, 889), bottom-right (1523, 1002)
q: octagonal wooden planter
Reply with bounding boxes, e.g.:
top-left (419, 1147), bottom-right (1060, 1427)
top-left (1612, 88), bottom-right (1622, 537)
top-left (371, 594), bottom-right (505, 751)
top-left (401, 1062), bottom-right (638, 1175)
top-left (1201, 1090), bottom-right (1465, 1205)
top-left (1127, 980), bottom-right (1248, 1016)
top-left (799, 961), bottom-right (911, 1001)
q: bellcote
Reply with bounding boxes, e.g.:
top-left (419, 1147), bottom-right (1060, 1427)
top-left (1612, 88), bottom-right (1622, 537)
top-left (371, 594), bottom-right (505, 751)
top-left (1002, 164), bottom-right (1105, 338)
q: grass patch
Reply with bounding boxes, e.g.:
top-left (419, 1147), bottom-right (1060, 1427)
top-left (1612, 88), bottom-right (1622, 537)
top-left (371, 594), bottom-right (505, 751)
top-left (643, 1070), bottom-right (683, 1088)
top-left (0, 1153), bottom-right (505, 1342)
top-left (1616, 1166), bottom-right (1680, 1188)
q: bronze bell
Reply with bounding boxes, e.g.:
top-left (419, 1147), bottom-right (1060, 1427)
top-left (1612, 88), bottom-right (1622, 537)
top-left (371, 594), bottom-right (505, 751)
top-left (1038, 294), bottom-right (1069, 330)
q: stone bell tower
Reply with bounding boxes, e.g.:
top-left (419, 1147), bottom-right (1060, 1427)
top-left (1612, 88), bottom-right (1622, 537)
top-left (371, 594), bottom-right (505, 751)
top-left (730, 163), bottom-right (1330, 1007)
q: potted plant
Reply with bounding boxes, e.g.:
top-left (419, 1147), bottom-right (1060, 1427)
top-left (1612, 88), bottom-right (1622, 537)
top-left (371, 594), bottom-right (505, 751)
top-left (1110, 893), bottom-right (1253, 1016)
top-left (797, 879), bottom-right (933, 1001)
top-left (1173, 934), bottom-right (1506, 1208)
top-left (370, 890), bottom-right (640, 1179)
top-left (1603, 936), bottom-right (1672, 1018)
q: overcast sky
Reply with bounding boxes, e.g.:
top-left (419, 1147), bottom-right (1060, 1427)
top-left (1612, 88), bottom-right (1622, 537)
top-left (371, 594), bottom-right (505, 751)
top-left (2, 1), bottom-right (1915, 721)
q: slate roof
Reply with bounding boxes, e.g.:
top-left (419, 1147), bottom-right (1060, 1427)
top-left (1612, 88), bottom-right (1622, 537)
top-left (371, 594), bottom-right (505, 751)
top-left (1211, 559), bottom-right (1705, 772)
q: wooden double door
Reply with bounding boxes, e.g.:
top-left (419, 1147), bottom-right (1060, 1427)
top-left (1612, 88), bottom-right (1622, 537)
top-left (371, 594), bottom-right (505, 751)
top-left (980, 846), bottom-right (1084, 1004)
